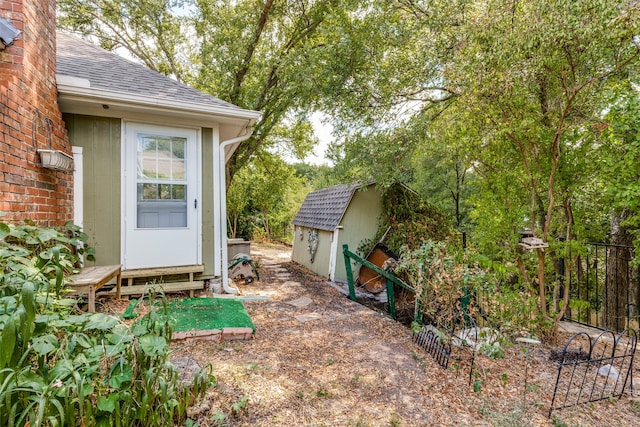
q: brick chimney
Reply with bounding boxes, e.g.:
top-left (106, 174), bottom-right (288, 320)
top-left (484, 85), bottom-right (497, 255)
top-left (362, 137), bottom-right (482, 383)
top-left (0, 0), bottom-right (73, 226)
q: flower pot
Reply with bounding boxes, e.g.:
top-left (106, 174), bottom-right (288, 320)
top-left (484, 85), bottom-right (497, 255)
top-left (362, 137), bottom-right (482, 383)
top-left (37, 149), bottom-right (74, 172)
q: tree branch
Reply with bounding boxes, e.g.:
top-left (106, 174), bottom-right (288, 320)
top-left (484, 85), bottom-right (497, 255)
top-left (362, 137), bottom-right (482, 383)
top-left (229, 0), bottom-right (276, 104)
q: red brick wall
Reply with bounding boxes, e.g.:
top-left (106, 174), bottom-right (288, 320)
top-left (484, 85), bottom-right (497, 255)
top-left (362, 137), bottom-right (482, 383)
top-left (0, 0), bottom-right (73, 226)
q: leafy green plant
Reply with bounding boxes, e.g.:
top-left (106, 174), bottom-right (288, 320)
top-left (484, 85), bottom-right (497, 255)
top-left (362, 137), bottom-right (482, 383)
top-left (480, 342), bottom-right (504, 359)
top-left (315, 387), bottom-right (330, 398)
top-left (551, 415), bottom-right (568, 427)
top-left (396, 241), bottom-right (488, 330)
top-left (377, 184), bottom-right (453, 253)
top-left (0, 220), bottom-right (213, 426)
top-left (473, 369), bottom-right (487, 394)
top-left (389, 413), bottom-right (402, 427)
top-left (211, 411), bottom-right (227, 424)
top-left (231, 395), bottom-right (249, 416)
top-left (501, 372), bottom-right (508, 385)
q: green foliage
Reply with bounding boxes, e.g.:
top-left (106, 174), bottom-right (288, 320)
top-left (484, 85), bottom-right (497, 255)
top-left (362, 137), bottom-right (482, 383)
top-left (230, 395), bottom-right (249, 416)
top-left (473, 272), bottom-right (546, 338)
top-left (373, 184), bottom-right (453, 254)
top-left (500, 372), bottom-right (508, 385)
top-left (412, 114), bottom-right (479, 231)
top-left (396, 240), bottom-right (549, 337)
top-left (551, 416), bottom-right (568, 427)
top-left (599, 87), bottom-right (640, 261)
top-left (227, 154), bottom-right (308, 242)
top-left (192, 0), bottom-right (389, 182)
top-left (410, 0), bottom-right (640, 327)
top-left (0, 221), bottom-right (213, 426)
top-left (292, 162), bottom-right (344, 191)
top-left (479, 342), bottom-right (504, 360)
top-left (1, 221), bottom-right (94, 291)
top-left (57, 0), bottom-right (190, 81)
top-left (395, 241), bottom-right (482, 330)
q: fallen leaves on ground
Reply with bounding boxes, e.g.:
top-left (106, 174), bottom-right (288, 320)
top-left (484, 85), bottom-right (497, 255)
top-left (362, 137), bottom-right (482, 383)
top-left (111, 242), bottom-right (640, 426)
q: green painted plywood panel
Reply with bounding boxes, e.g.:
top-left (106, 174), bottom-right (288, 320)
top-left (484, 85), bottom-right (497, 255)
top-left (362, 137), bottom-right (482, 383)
top-left (201, 128), bottom-right (216, 277)
top-left (64, 114), bottom-right (121, 266)
top-left (335, 186), bottom-right (383, 282)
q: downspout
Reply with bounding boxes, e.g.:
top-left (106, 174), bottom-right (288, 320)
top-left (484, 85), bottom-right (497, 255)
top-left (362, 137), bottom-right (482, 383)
top-left (219, 124), bottom-right (253, 293)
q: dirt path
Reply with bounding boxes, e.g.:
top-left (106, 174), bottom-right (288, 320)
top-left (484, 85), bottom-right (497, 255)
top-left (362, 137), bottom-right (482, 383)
top-left (174, 242), bottom-right (640, 426)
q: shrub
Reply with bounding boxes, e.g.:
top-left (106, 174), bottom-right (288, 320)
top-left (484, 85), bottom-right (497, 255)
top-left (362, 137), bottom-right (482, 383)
top-left (395, 241), bottom-right (481, 331)
top-left (0, 220), bottom-right (213, 426)
top-left (395, 241), bottom-right (543, 339)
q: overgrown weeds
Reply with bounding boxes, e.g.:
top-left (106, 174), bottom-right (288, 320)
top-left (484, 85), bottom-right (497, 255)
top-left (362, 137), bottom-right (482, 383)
top-left (396, 240), bottom-right (548, 340)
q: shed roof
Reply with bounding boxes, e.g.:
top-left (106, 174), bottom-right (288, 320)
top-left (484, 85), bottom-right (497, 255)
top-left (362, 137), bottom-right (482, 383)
top-left (293, 183), bottom-right (371, 231)
top-left (55, 32), bottom-right (241, 111)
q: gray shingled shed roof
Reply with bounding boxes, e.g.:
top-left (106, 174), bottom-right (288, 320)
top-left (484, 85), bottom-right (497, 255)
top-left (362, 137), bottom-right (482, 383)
top-left (56, 32), bottom-right (241, 111)
top-left (293, 183), bottom-right (370, 231)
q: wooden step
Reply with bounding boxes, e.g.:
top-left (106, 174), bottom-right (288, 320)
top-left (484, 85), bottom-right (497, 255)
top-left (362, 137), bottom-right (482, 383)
top-left (118, 265), bottom-right (205, 298)
top-left (121, 265), bottom-right (204, 279)
top-left (103, 280), bottom-right (204, 297)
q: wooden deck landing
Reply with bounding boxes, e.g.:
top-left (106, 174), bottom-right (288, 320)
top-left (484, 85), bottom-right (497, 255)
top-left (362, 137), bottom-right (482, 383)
top-left (105, 264), bottom-right (205, 298)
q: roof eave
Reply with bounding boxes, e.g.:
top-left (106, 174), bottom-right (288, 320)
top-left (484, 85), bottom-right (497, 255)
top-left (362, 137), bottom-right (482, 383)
top-left (291, 221), bottom-right (336, 232)
top-left (56, 78), bottom-right (261, 126)
top-left (333, 184), bottom-right (363, 227)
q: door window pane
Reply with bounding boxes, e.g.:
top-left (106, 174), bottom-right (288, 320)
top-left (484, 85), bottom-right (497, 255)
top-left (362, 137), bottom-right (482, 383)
top-left (136, 133), bottom-right (188, 228)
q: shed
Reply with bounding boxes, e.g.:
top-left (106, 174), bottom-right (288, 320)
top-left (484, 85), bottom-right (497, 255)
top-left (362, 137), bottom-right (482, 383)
top-left (291, 183), bottom-right (382, 282)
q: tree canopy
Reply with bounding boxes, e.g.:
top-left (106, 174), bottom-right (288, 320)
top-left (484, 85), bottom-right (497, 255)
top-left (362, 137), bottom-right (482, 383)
top-left (57, 0), bottom-right (640, 333)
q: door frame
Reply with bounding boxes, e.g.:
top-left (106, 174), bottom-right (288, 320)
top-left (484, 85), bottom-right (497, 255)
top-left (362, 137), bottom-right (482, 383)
top-left (121, 121), bottom-right (202, 270)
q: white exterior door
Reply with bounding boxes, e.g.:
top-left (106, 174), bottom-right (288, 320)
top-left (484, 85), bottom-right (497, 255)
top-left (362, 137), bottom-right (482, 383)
top-left (123, 122), bottom-right (200, 269)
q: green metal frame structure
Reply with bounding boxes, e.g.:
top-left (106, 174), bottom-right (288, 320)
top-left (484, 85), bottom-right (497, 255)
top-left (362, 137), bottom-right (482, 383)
top-left (342, 244), bottom-right (416, 322)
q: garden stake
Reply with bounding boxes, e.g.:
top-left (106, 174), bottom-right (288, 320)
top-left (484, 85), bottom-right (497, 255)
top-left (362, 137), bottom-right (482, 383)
top-left (516, 337), bottom-right (541, 407)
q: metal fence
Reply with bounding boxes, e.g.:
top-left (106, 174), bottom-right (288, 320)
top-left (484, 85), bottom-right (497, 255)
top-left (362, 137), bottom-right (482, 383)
top-left (565, 243), bottom-right (640, 332)
top-left (549, 329), bottom-right (637, 417)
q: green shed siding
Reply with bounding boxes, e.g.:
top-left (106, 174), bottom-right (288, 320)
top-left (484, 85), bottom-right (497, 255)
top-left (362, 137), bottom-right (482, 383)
top-left (291, 227), bottom-right (334, 278)
top-left (334, 186), bottom-right (383, 282)
top-left (64, 114), bottom-right (121, 266)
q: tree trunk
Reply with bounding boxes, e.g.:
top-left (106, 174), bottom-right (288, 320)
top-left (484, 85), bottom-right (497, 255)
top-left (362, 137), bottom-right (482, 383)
top-left (603, 210), bottom-right (632, 331)
top-left (537, 248), bottom-right (547, 318)
top-left (263, 212), bottom-right (271, 241)
top-left (232, 213), bottom-right (238, 238)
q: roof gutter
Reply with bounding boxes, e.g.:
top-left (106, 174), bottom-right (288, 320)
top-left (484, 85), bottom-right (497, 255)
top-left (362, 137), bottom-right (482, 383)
top-left (56, 77), bottom-right (262, 122)
top-left (218, 122), bottom-right (256, 294)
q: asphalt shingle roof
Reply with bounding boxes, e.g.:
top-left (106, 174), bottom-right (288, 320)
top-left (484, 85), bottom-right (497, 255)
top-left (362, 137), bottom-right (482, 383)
top-left (293, 183), bottom-right (366, 231)
top-left (56, 32), bottom-right (240, 110)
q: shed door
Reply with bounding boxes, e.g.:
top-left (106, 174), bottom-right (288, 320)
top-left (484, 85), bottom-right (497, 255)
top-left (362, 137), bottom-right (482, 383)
top-left (123, 123), bottom-right (200, 269)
